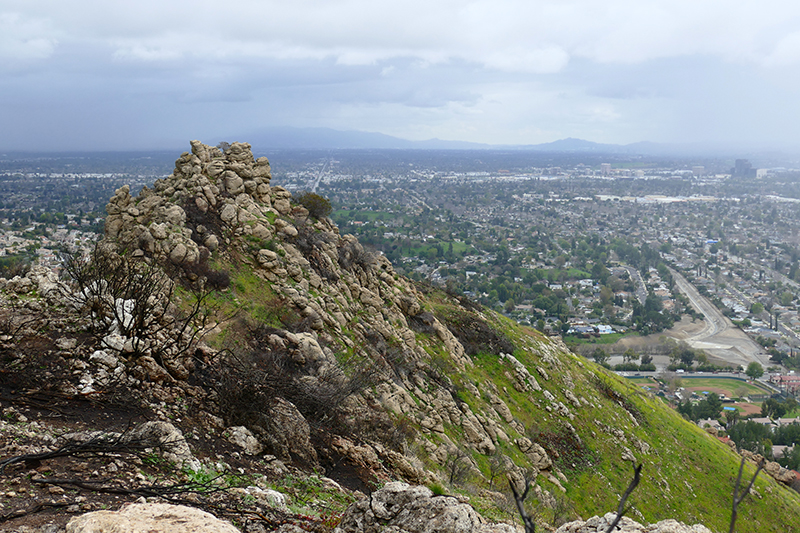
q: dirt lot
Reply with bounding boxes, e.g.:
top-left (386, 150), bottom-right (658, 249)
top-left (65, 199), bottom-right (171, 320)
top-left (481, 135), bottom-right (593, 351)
top-left (597, 314), bottom-right (771, 372)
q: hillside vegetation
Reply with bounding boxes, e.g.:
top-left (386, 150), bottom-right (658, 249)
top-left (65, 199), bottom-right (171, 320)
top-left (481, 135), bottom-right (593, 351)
top-left (1, 141), bottom-right (798, 532)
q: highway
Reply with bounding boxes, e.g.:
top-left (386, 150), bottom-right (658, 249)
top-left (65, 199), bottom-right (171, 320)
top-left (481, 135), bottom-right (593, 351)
top-left (308, 158), bottom-right (331, 193)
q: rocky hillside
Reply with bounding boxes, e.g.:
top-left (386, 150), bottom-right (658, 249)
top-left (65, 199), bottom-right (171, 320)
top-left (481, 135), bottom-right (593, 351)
top-left (2, 141), bottom-right (800, 532)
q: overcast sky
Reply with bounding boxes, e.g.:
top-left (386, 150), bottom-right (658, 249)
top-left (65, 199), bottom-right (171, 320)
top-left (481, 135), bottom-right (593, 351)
top-left (3, 1), bottom-right (800, 151)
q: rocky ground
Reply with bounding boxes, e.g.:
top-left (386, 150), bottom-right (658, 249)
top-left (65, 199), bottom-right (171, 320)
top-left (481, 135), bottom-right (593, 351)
top-left (0, 266), bottom-right (374, 532)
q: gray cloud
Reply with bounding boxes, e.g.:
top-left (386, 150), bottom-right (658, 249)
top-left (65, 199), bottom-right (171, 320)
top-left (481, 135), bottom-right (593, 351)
top-left (2, 1), bottom-right (800, 149)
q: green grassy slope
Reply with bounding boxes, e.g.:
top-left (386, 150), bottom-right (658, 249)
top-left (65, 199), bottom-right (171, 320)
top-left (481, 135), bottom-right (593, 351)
top-left (410, 292), bottom-right (800, 532)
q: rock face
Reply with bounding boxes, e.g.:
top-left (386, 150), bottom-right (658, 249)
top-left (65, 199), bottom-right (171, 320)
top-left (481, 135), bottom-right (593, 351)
top-left (100, 141), bottom-right (518, 467)
top-left (334, 482), bottom-right (517, 533)
top-left (65, 502), bottom-right (240, 533)
top-left (556, 513), bottom-right (711, 533)
top-left (555, 513), bottom-right (711, 533)
top-left (739, 450), bottom-right (797, 485)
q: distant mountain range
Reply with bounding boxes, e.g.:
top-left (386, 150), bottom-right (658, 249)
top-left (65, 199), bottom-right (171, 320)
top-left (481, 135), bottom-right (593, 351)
top-left (217, 127), bottom-right (717, 156)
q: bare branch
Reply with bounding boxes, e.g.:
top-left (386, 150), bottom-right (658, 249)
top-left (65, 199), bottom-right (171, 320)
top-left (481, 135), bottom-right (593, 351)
top-left (605, 463), bottom-right (642, 533)
top-left (729, 456), bottom-right (764, 533)
top-left (509, 473), bottom-right (536, 533)
top-left (0, 425), bottom-right (178, 475)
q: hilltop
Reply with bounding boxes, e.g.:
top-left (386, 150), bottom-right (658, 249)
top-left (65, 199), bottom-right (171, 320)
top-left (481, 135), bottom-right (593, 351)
top-left (1, 141), bottom-right (799, 532)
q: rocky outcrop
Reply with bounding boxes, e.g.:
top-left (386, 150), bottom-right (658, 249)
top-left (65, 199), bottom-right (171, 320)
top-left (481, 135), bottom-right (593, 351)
top-left (99, 141), bottom-right (532, 463)
top-left (739, 449), bottom-right (797, 485)
top-left (65, 502), bottom-right (240, 533)
top-left (555, 513), bottom-right (711, 532)
top-left (334, 482), bottom-right (516, 533)
top-left (1, 140), bottom-right (797, 533)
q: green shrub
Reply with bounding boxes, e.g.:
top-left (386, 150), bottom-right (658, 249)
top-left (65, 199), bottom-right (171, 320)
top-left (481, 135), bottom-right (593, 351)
top-left (295, 191), bottom-right (332, 219)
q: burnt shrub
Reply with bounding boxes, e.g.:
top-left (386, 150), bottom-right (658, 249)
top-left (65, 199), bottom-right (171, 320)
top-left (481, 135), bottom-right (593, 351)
top-left (590, 374), bottom-right (645, 424)
top-left (407, 311), bottom-right (437, 335)
top-left (213, 325), bottom-right (379, 435)
top-left (337, 239), bottom-right (376, 271)
top-left (291, 221), bottom-right (339, 282)
top-left (60, 243), bottom-right (212, 372)
top-left (528, 425), bottom-right (598, 472)
top-left (178, 254), bottom-right (231, 291)
top-left (182, 196), bottom-right (226, 250)
top-left (437, 309), bottom-right (515, 357)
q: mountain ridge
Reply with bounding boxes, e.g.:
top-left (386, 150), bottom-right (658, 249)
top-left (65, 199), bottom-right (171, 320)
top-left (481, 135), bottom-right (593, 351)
top-left (221, 127), bottom-right (775, 157)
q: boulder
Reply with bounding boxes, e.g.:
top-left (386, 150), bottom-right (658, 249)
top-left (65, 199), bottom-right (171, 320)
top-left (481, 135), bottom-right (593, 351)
top-left (66, 502), bottom-right (239, 533)
top-left (127, 421), bottom-right (199, 470)
top-left (257, 398), bottom-right (318, 466)
top-left (226, 425), bottom-right (264, 455)
top-left (334, 482), bottom-right (516, 533)
top-left (555, 512), bottom-right (711, 533)
top-left (764, 460), bottom-right (796, 484)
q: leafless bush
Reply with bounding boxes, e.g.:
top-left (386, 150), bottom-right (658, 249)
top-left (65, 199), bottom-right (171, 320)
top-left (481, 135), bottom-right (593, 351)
top-left (337, 239), bottom-right (376, 271)
top-left (437, 308), bottom-right (515, 357)
top-left (291, 221), bottom-right (339, 282)
top-left (211, 327), bottom-right (379, 436)
top-left (443, 446), bottom-right (473, 486)
top-left (407, 311), bottom-right (437, 335)
top-left (179, 254), bottom-right (231, 290)
top-left (486, 451), bottom-right (509, 488)
top-left (589, 374), bottom-right (645, 424)
top-left (60, 244), bottom-right (213, 372)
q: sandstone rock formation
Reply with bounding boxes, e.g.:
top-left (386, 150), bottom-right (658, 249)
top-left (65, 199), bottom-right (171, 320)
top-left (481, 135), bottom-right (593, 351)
top-left (739, 449), bottom-right (797, 485)
top-left (65, 502), bottom-right (240, 533)
top-left (99, 141), bottom-right (535, 470)
top-left (333, 482), bottom-right (516, 533)
top-left (555, 513), bottom-right (711, 533)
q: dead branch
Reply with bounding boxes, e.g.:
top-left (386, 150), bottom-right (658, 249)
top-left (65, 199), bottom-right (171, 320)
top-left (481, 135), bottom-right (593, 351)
top-left (509, 472), bottom-right (537, 533)
top-left (28, 477), bottom-right (291, 530)
top-left (0, 427), bottom-right (175, 474)
top-left (729, 456), bottom-right (763, 533)
top-left (31, 476), bottom-right (229, 498)
top-left (605, 463), bottom-right (642, 533)
top-left (0, 500), bottom-right (72, 524)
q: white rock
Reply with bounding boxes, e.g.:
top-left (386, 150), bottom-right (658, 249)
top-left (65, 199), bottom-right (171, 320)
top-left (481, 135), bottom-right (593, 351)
top-left (66, 503), bottom-right (239, 533)
top-left (226, 426), bottom-right (264, 455)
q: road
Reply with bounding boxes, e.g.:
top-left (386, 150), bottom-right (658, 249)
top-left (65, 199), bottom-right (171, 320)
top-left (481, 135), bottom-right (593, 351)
top-left (668, 267), bottom-right (771, 369)
top-left (308, 158), bottom-right (331, 192)
top-left (624, 266), bottom-right (647, 305)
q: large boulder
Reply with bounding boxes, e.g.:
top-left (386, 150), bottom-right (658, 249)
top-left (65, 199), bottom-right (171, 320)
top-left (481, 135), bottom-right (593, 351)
top-left (764, 459), bottom-right (797, 485)
top-left (555, 512), bottom-right (711, 533)
top-left (66, 502), bottom-right (239, 533)
top-left (334, 482), bottom-right (516, 533)
top-left (256, 397), bottom-right (318, 466)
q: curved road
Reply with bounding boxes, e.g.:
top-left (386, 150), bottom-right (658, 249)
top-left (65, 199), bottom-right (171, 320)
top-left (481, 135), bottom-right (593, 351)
top-left (668, 267), bottom-right (770, 369)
